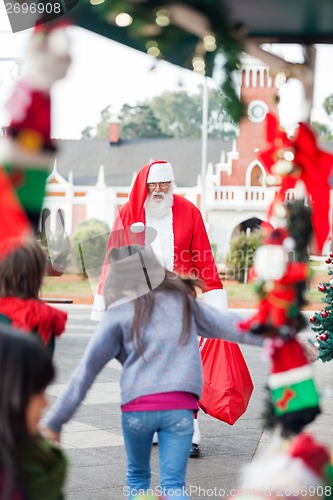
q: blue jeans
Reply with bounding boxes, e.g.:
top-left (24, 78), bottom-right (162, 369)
top-left (122, 409), bottom-right (194, 499)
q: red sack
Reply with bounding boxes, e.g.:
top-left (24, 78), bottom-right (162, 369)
top-left (198, 338), bottom-right (254, 425)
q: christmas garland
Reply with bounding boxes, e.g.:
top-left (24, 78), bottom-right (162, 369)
top-left (72, 0), bottom-right (245, 122)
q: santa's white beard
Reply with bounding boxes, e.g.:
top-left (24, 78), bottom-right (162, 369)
top-left (145, 188), bottom-right (174, 218)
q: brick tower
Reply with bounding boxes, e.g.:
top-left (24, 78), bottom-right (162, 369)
top-left (219, 54), bottom-right (277, 187)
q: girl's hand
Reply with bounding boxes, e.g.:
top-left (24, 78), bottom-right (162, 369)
top-left (39, 424), bottom-right (61, 443)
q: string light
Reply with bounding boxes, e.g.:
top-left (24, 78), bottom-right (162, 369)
top-left (155, 9), bottom-right (170, 27)
top-left (203, 35), bottom-right (217, 52)
top-left (192, 56), bottom-right (205, 74)
top-left (115, 13), bottom-right (133, 27)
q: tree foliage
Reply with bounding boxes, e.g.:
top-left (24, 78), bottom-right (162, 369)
top-left (323, 94), bottom-right (333, 120)
top-left (226, 230), bottom-right (263, 283)
top-left (81, 89), bottom-right (238, 140)
top-left (120, 103), bottom-right (167, 139)
top-left (70, 219), bottom-right (110, 278)
top-left (311, 121), bottom-right (333, 141)
top-left (309, 255), bottom-right (333, 362)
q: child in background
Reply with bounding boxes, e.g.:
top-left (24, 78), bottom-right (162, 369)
top-left (0, 236), bottom-right (67, 356)
top-left (0, 324), bottom-right (67, 500)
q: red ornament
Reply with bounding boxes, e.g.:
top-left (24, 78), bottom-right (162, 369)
top-left (319, 333), bottom-right (328, 341)
top-left (321, 310), bottom-right (328, 318)
top-left (309, 316), bottom-right (316, 323)
top-left (318, 284), bottom-right (327, 292)
top-left (330, 252), bottom-right (333, 258)
top-left (325, 258), bottom-right (332, 264)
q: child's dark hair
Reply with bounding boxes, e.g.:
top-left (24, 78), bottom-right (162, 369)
top-left (103, 245), bottom-right (201, 353)
top-left (0, 237), bottom-right (46, 299)
top-left (0, 324), bottom-right (55, 498)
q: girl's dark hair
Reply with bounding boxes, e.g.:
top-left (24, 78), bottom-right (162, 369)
top-left (0, 325), bottom-right (55, 498)
top-left (133, 270), bottom-right (200, 353)
top-left (103, 245), bottom-right (201, 353)
top-left (0, 237), bottom-right (46, 299)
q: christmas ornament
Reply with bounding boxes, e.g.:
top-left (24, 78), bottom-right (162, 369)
top-left (258, 113), bottom-right (333, 254)
top-left (227, 432), bottom-right (333, 500)
top-left (309, 253), bottom-right (333, 362)
top-left (0, 22), bottom-right (71, 231)
top-left (268, 338), bottom-right (320, 433)
top-left (0, 167), bottom-right (31, 243)
top-left (238, 226), bottom-right (309, 338)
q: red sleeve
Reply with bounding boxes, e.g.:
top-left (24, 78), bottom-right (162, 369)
top-left (51, 308), bottom-right (68, 337)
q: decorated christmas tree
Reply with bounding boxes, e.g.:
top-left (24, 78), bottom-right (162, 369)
top-left (309, 252), bottom-right (333, 362)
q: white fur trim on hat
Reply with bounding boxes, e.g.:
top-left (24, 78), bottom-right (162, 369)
top-left (202, 289), bottom-right (228, 312)
top-left (147, 162), bottom-right (174, 183)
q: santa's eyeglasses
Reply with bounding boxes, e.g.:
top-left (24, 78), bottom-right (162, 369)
top-left (147, 181), bottom-right (171, 189)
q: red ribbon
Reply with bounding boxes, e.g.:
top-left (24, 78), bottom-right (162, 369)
top-left (258, 113), bottom-right (333, 253)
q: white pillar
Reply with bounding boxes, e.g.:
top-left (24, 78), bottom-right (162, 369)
top-left (201, 76), bottom-right (208, 223)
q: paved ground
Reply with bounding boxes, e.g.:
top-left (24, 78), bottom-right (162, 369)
top-left (47, 305), bottom-right (333, 500)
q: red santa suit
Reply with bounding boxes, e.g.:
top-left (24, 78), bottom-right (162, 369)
top-left (92, 160), bottom-right (228, 318)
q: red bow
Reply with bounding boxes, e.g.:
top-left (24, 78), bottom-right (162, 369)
top-left (258, 113), bottom-right (333, 253)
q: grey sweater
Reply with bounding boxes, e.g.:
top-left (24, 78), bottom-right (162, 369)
top-left (44, 292), bottom-right (263, 433)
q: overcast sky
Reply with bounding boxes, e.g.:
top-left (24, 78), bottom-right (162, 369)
top-left (0, 0), bottom-right (332, 139)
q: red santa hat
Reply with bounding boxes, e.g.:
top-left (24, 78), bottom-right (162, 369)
top-left (238, 432), bottom-right (331, 495)
top-left (264, 227), bottom-right (295, 252)
top-left (289, 432), bottom-right (330, 479)
top-left (126, 160), bottom-right (174, 223)
top-left (147, 162), bottom-right (174, 183)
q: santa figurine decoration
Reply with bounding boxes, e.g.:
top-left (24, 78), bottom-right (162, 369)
top-left (230, 432), bottom-right (332, 500)
top-left (0, 21), bottom-right (71, 231)
top-left (238, 226), bottom-right (309, 339)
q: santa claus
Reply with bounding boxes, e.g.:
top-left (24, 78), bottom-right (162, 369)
top-left (92, 160), bottom-right (228, 315)
top-left (92, 159), bottom-right (228, 457)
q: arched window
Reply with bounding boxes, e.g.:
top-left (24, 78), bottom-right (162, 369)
top-left (245, 161), bottom-right (266, 187)
top-left (250, 165), bottom-right (263, 186)
top-left (56, 209), bottom-right (65, 235)
top-left (40, 208), bottom-right (51, 237)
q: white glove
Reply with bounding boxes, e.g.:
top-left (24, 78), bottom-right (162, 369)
top-left (202, 289), bottom-right (228, 312)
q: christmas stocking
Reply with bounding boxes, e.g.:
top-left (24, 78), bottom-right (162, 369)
top-left (268, 338), bottom-right (320, 433)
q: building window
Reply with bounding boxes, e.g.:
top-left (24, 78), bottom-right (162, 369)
top-left (56, 209), bottom-right (65, 235)
top-left (40, 208), bottom-right (51, 237)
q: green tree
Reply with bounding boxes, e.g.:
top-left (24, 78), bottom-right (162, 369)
top-left (150, 90), bottom-right (202, 138)
top-left (81, 126), bottom-right (95, 139)
top-left (323, 94), bottom-right (333, 120)
top-left (311, 121), bottom-right (333, 141)
top-left (309, 253), bottom-right (333, 362)
top-left (120, 103), bottom-right (167, 139)
top-left (226, 230), bottom-right (263, 283)
top-left (70, 219), bottom-right (110, 278)
top-left (150, 88), bottom-right (237, 139)
top-left (96, 106), bottom-right (113, 139)
top-left (80, 89), bottom-right (238, 140)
